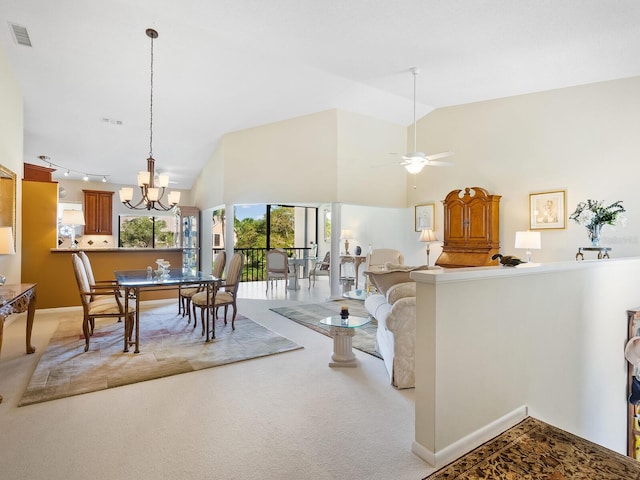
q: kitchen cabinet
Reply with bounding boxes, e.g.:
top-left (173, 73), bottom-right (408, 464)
top-left (83, 190), bottom-right (114, 235)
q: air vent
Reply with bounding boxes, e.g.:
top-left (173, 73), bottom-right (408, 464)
top-left (102, 117), bottom-right (123, 126)
top-left (9, 23), bottom-right (32, 47)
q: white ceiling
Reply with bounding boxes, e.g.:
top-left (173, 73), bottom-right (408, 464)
top-left (2, 0), bottom-right (640, 189)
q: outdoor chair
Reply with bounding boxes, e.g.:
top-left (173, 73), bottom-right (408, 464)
top-left (265, 248), bottom-right (289, 294)
top-left (308, 251), bottom-right (330, 289)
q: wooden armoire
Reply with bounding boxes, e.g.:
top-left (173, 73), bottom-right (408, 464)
top-left (435, 187), bottom-right (501, 268)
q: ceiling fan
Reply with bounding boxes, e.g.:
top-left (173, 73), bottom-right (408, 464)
top-left (400, 67), bottom-right (453, 174)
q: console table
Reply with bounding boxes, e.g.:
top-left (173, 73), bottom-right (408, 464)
top-left (0, 283), bottom-right (37, 403)
top-left (576, 247), bottom-right (611, 260)
top-left (339, 255), bottom-right (367, 289)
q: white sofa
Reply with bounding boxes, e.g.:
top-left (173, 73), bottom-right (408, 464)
top-left (364, 265), bottom-right (427, 389)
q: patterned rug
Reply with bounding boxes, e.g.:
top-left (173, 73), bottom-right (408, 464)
top-left (424, 416), bottom-right (640, 479)
top-left (19, 302), bottom-right (302, 406)
top-left (269, 299), bottom-right (381, 359)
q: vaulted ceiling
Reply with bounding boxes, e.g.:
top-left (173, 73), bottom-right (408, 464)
top-left (1, 0), bottom-right (640, 188)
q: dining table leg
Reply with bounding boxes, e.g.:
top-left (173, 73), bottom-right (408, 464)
top-left (134, 288), bottom-right (141, 353)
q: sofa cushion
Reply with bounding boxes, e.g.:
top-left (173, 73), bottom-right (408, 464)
top-left (386, 282), bottom-right (416, 305)
top-left (365, 265), bottom-right (428, 295)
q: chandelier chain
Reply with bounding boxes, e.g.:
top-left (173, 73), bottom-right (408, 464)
top-left (149, 31), bottom-right (154, 159)
top-left (118, 27), bottom-right (180, 211)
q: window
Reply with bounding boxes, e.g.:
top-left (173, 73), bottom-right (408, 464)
top-left (234, 204), bottom-right (317, 249)
top-left (119, 214), bottom-right (178, 248)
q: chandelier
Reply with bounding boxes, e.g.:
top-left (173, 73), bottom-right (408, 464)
top-left (119, 28), bottom-right (180, 211)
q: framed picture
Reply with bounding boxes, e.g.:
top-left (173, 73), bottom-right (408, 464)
top-left (415, 203), bottom-right (435, 232)
top-left (529, 190), bottom-right (566, 230)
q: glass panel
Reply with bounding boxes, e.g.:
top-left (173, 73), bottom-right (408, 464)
top-left (269, 205), bottom-right (294, 248)
top-left (235, 204), bottom-right (266, 249)
top-left (154, 215), bottom-right (178, 248)
top-left (119, 216), bottom-right (153, 247)
top-left (212, 208), bottom-right (225, 248)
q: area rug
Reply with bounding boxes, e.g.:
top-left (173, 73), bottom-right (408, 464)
top-left (269, 299), bottom-right (381, 359)
top-left (19, 303), bottom-right (302, 406)
top-left (424, 416), bottom-right (640, 479)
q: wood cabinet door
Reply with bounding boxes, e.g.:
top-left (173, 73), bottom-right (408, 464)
top-left (83, 190), bottom-right (113, 235)
top-left (444, 200), bottom-right (466, 244)
top-left (467, 196), bottom-right (489, 244)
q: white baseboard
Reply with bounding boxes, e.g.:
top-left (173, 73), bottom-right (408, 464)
top-left (411, 405), bottom-right (528, 468)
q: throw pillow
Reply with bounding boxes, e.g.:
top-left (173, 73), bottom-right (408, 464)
top-left (366, 265), bottom-right (428, 295)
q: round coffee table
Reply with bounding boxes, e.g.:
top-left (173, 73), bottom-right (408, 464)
top-left (342, 289), bottom-right (368, 301)
top-left (319, 315), bottom-right (371, 367)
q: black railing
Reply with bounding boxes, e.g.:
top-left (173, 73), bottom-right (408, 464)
top-left (213, 247), bottom-right (314, 282)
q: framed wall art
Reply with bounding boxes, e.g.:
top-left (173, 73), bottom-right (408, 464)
top-left (529, 190), bottom-right (566, 230)
top-left (415, 203), bottom-right (435, 232)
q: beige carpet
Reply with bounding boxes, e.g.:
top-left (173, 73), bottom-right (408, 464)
top-left (19, 302), bottom-right (302, 406)
top-left (425, 417), bottom-right (640, 479)
top-left (269, 299), bottom-right (381, 359)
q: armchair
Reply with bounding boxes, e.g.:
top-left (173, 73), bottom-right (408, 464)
top-left (365, 249), bottom-right (404, 291)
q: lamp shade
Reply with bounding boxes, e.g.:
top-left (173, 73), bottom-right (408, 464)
top-left (0, 226), bottom-right (15, 255)
top-left (405, 162), bottom-right (425, 174)
top-left (61, 209), bottom-right (86, 226)
top-left (514, 231), bottom-right (541, 249)
top-left (419, 229), bottom-right (438, 243)
top-left (340, 229), bottom-right (353, 239)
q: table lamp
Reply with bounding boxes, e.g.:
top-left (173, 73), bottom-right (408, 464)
top-left (514, 231), bottom-right (541, 262)
top-left (341, 229), bottom-right (353, 255)
top-left (61, 209), bottom-right (86, 249)
top-left (419, 229), bottom-right (438, 268)
top-left (0, 226), bottom-right (15, 285)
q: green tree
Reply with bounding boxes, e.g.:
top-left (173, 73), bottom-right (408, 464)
top-left (269, 207), bottom-right (294, 248)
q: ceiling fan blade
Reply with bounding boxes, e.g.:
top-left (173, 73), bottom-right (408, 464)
top-left (427, 160), bottom-right (454, 167)
top-left (425, 151), bottom-right (454, 161)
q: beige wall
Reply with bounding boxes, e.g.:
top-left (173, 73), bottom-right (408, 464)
top-left (336, 110), bottom-right (407, 207)
top-left (192, 142), bottom-right (225, 209)
top-left (408, 76), bottom-right (640, 263)
top-left (0, 43), bottom-right (23, 283)
top-left (192, 109), bottom-right (408, 208)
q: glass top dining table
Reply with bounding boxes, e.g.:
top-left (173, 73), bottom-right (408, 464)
top-left (114, 269), bottom-right (220, 353)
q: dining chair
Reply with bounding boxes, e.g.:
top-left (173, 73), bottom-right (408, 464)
top-left (265, 248), bottom-right (289, 294)
top-left (71, 253), bottom-right (136, 352)
top-left (179, 250), bottom-right (226, 323)
top-left (78, 250), bottom-right (122, 302)
top-left (308, 251), bottom-right (330, 289)
top-left (192, 252), bottom-right (244, 338)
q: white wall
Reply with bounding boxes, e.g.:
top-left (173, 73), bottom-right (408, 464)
top-left (413, 259), bottom-right (640, 465)
top-left (408, 76), bottom-right (640, 263)
top-left (0, 43), bottom-right (22, 283)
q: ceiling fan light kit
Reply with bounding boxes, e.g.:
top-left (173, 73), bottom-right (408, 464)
top-left (119, 28), bottom-right (181, 211)
top-left (401, 67), bottom-right (453, 174)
